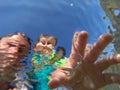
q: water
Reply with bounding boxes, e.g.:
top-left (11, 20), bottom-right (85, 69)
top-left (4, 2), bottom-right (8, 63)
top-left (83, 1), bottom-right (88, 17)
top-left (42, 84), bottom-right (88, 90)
top-left (0, 0), bottom-right (117, 90)
top-left (0, 0), bottom-right (113, 56)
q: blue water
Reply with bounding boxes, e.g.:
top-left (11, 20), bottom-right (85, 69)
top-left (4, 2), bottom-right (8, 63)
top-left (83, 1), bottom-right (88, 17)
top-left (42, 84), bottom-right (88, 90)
top-left (0, 0), bottom-right (114, 56)
top-left (0, 0), bottom-right (115, 90)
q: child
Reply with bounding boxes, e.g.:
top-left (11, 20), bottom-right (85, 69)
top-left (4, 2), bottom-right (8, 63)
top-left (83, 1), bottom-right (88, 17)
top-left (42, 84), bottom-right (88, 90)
top-left (31, 34), bottom-right (66, 90)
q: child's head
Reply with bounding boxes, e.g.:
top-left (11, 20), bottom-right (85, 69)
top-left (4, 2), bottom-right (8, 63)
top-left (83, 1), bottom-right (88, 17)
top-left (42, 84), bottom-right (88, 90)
top-left (33, 34), bottom-right (57, 54)
top-left (56, 46), bottom-right (66, 56)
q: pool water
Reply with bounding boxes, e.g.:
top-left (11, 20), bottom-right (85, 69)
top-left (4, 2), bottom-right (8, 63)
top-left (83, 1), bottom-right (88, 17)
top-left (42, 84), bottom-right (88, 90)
top-left (0, 0), bottom-right (119, 90)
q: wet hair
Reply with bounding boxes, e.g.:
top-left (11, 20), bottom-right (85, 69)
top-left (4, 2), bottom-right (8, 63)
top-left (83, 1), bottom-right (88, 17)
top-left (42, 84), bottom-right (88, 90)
top-left (40, 34), bottom-right (57, 45)
top-left (2, 32), bottom-right (31, 45)
top-left (57, 46), bottom-right (66, 56)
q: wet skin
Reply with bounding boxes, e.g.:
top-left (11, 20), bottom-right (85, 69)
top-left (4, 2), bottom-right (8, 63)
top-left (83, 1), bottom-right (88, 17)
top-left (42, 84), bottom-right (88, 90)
top-left (48, 31), bottom-right (120, 90)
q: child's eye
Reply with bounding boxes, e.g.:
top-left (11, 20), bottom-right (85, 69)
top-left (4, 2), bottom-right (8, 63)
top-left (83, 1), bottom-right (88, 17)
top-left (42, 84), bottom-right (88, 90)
top-left (47, 42), bottom-right (52, 45)
top-left (18, 45), bottom-right (26, 53)
top-left (8, 42), bottom-right (17, 47)
top-left (18, 47), bottom-right (24, 53)
top-left (41, 41), bottom-right (46, 45)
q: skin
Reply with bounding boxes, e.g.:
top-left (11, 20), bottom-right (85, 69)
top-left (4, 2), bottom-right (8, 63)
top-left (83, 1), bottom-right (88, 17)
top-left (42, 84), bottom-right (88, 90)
top-left (48, 31), bottom-right (120, 90)
top-left (0, 33), bottom-right (30, 90)
top-left (33, 34), bottom-right (57, 55)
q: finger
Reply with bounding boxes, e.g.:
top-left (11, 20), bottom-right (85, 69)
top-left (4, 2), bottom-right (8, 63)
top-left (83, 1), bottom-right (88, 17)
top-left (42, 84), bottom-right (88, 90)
top-left (49, 31), bottom-right (88, 88)
top-left (103, 73), bottom-right (120, 84)
top-left (48, 69), bottom-right (68, 89)
top-left (68, 31), bottom-right (88, 67)
top-left (84, 34), bottom-right (113, 63)
top-left (95, 54), bottom-right (120, 71)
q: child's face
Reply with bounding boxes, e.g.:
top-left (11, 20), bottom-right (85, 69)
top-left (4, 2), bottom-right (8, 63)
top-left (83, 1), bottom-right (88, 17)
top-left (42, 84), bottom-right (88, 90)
top-left (34, 36), bottom-right (56, 54)
top-left (0, 33), bottom-right (30, 59)
top-left (0, 33), bottom-right (30, 84)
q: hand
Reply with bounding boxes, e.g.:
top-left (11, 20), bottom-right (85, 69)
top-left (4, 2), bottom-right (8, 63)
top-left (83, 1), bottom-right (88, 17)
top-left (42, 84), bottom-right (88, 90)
top-left (48, 31), bottom-right (120, 90)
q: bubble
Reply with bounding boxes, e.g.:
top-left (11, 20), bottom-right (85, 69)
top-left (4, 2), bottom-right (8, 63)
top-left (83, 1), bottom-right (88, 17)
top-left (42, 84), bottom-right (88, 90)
top-left (114, 9), bottom-right (120, 16)
top-left (70, 3), bottom-right (74, 7)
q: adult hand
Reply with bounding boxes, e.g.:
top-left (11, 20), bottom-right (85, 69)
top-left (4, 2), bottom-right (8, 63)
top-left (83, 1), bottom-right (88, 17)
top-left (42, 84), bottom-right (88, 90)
top-left (48, 31), bottom-right (120, 90)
